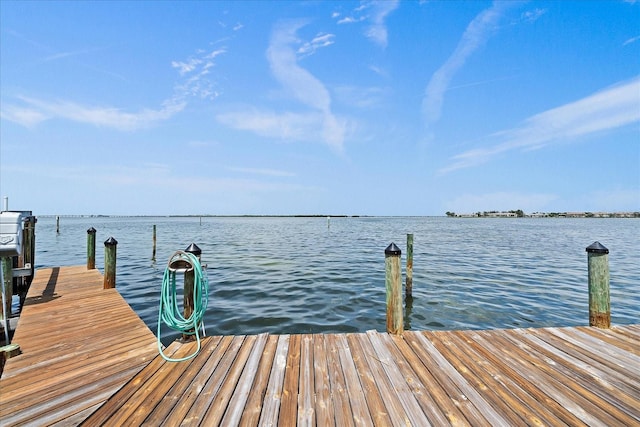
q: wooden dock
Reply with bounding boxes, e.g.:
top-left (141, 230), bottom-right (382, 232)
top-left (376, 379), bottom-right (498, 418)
top-left (1, 266), bottom-right (639, 426)
top-left (0, 266), bottom-right (158, 425)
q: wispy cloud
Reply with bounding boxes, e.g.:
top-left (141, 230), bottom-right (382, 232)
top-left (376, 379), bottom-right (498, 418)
top-left (171, 48), bottom-right (226, 100)
top-left (216, 20), bottom-right (345, 151)
top-left (216, 108), bottom-right (329, 143)
top-left (333, 85), bottom-right (390, 109)
top-left (334, 1), bottom-right (399, 48)
top-left (440, 77), bottom-right (640, 173)
top-left (520, 8), bottom-right (547, 23)
top-left (228, 167), bottom-right (296, 177)
top-left (1, 95), bottom-right (186, 130)
top-left (623, 35), bottom-right (640, 46)
top-left (422, 1), bottom-right (518, 126)
top-left (1, 46), bottom-right (226, 129)
top-left (365, 1), bottom-right (400, 48)
top-left (298, 33), bottom-right (335, 58)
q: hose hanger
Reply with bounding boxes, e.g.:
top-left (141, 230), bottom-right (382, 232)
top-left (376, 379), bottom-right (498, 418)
top-left (167, 251), bottom-right (196, 273)
top-left (157, 250), bottom-right (209, 362)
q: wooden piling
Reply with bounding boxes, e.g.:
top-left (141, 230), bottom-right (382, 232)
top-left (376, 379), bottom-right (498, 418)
top-left (103, 237), bottom-right (117, 289)
top-left (87, 228), bottom-right (96, 270)
top-left (152, 225), bottom-right (157, 261)
top-left (586, 241), bottom-right (610, 328)
top-left (1, 258), bottom-right (12, 318)
top-left (406, 233), bottom-right (413, 299)
top-left (24, 217), bottom-right (36, 278)
top-left (385, 243), bottom-right (403, 335)
top-left (56, 216), bottom-right (60, 234)
top-left (183, 243), bottom-right (202, 341)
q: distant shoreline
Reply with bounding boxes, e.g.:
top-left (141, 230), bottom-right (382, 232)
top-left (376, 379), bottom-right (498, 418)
top-left (446, 210), bottom-right (640, 218)
top-left (31, 212), bottom-right (640, 219)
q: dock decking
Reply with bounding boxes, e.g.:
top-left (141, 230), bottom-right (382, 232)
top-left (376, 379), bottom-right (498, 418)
top-left (0, 266), bottom-right (158, 425)
top-left (1, 266), bottom-right (639, 426)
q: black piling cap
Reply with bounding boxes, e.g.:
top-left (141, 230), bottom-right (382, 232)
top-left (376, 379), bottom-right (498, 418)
top-left (87, 227), bottom-right (96, 234)
top-left (385, 242), bottom-right (401, 256)
top-left (104, 236), bottom-right (118, 246)
top-left (586, 241), bottom-right (609, 254)
top-left (185, 243), bottom-right (202, 256)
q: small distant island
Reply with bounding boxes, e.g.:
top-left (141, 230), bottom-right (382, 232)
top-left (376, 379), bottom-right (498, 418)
top-left (445, 210), bottom-right (640, 218)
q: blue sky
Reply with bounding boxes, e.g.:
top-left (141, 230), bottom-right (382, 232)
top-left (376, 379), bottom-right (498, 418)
top-left (1, 1), bottom-right (639, 216)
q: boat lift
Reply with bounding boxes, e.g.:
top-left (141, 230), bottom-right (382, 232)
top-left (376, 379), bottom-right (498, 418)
top-left (1, 206), bottom-right (36, 345)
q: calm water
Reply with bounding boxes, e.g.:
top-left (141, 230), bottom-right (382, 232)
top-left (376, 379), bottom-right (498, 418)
top-left (32, 216), bottom-right (639, 342)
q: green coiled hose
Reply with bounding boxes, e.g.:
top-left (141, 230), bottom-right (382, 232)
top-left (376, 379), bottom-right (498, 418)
top-left (157, 250), bottom-right (208, 362)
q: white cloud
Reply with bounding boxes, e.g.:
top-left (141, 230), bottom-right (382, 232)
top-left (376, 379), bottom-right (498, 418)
top-left (365, 1), bottom-right (399, 48)
top-left (1, 95), bottom-right (185, 130)
top-left (263, 20), bottom-right (345, 151)
top-left (216, 108), bottom-right (327, 142)
top-left (171, 48), bottom-right (226, 101)
top-left (0, 105), bottom-right (49, 127)
top-left (521, 8), bottom-right (547, 23)
top-left (440, 77), bottom-right (640, 173)
top-left (334, 1), bottom-right (399, 48)
top-left (623, 35), bottom-right (640, 46)
top-left (2, 46), bottom-right (226, 130)
top-left (298, 33), bottom-right (335, 58)
top-left (422, 2), bottom-right (518, 126)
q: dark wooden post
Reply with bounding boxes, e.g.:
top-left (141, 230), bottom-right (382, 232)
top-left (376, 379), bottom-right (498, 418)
top-left (406, 233), bottom-right (413, 299)
top-left (152, 225), bottom-right (157, 261)
top-left (586, 241), bottom-right (610, 328)
top-left (385, 242), bottom-right (403, 335)
top-left (103, 237), bottom-right (118, 289)
top-left (87, 227), bottom-right (96, 270)
top-left (182, 243), bottom-right (201, 341)
top-left (56, 216), bottom-right (60, 234)
top-left (1, 257), bottom-right (12, 318)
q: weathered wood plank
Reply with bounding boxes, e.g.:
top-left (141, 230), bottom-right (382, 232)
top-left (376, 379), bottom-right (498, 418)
top-left (345, 333), bottom-right (393, 427)
top-left (326, 333), bottom-right (355, 427)
top-left (179, 335), bottom-right (246, 426)
top-left (366, 330), bottom-right (431, 426)
top-left (474, 329), bottom-right (607, 426)
top-left (258, 334), bottom-right (290, 426)
top-left (152, 335), bottom-right (235, 426)
top-left (513, 328), bottom-right (640, 421)
top-left (221, 333), bottom-right (269, 426)
top-left (335, 334), bottom-right (374, 426)
top-left (449, 330), bottom-right (566, 426)
top-left (313, 333), bottom-right (335, 427)
top-left (390, 332), bottom-right (463, 426)
top-left (279, 333), bottom-right (301, 426)
top-left (239, 334), bottom-right (279, 426)
top-left (297, 334), bottom-right (315, 427)
top-left (199, 334), bottom-right (258, 426)
top-left (84, 341), bottom-right (184, 426)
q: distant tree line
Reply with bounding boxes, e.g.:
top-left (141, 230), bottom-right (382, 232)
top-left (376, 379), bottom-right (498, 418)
top-left (446, 210), bottom-right (640, 218)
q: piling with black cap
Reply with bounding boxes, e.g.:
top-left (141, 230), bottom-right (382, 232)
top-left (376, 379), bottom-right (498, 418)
top-left (103, 237), bottom-right (118, 289)
top-left (586, 241), bottom-right (610, 328)
top-left (87, 227), bottom-right (96, 270)
top-left (385, 242), bottom-right (403, 335)
top-left (182, 243), bottom-right (201, 341)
